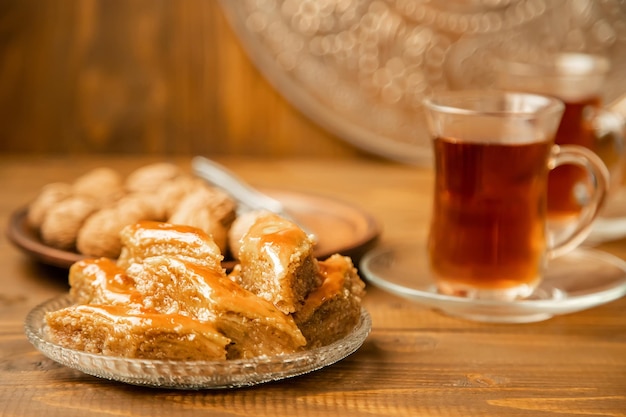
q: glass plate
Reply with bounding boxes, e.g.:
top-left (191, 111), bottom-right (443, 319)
top-left (360, 242), bottom-right (626, 323)
top-left (24, 295), bottom-right (371, 389)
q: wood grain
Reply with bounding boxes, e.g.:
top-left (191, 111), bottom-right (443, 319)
top-left (1, 155), bottom-right (625, 416)
top-left (0, 1), bottom-right (364, 158)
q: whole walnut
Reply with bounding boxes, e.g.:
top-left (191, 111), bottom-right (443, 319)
top-left (40, 196), bottom-right (98, 250)
top-left (72, 167), bottom-right (124, 205)
top-left (168, 185), bottom-right (237, 254)
top-left (27, 182), bottom-right (73, 229)
top-left (125, 162), bottom-right (182, 194)
top-left (76, 193), bottom-right (163, 258)
top-left (154, 175), bottom-right (207, 219)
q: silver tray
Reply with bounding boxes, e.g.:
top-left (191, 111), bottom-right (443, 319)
top-left (219, 0), bottom-right (625, 165)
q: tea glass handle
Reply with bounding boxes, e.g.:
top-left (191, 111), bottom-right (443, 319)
top-left (608, 92), bottom-right (626, 123)
top-left (547, 144), bottom-right (610, 259)
top-left (592, 108), bottom-right (626, 191)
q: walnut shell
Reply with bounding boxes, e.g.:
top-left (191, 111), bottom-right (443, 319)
top-left (40, 196), bottom-right (98, 250)
top-left (125, 162), bottom-right (181, 193)
top-left (153, 175), bottom-right (207, 219)
top-left (27, 182), bottom-right (73, 229)
top-left (72, 167), bottom-right (124, 204)
top-left (76, 193), bottom-right (163, 258)
top-left (168, 185), bottom-right (237, 254)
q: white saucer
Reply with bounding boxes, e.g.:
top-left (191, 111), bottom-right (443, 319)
top-left (360, 242), bottom-right (626, 323)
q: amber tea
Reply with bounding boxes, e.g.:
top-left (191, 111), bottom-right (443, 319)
top-left (423, 91), bottom-right (608, 301)
top-left (547, 96), bottom-right (603, 216)
top-left (496, 54), bottom-right (618, 218)
top-left (429, 137), bottom-right (553, 295)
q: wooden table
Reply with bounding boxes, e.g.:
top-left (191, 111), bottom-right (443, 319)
top-left (1, 155), bottom-right (625, 416)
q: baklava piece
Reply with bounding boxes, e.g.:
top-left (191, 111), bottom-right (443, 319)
top-left (231, 213), bottom-right (320, 314)
top-left (126, 256), bottom-right (307, 359)
top-left (227, 210), bottom-right (270, 259)
top-left (68, 257), bottom-right (141, 306)
top-left (293, 254), bottom-right (366, 348)
top-left (116, 221), bottom-right (224, 273)
top-left (45, 304), bottom-right (230, 360)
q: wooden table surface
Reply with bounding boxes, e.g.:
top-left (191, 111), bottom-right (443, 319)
top-left (1, 155), bottom-right (625, 417)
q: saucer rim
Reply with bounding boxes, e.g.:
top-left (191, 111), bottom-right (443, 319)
top-left (360, 243), bottom-right (626, 320)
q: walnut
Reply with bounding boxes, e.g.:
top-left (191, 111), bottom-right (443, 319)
top-left (153, 175), bottom-right (207, 219)
top-left (29, 162), bottom-right (245, 262)
top-left (27, 182), bottom-right (73, 229)
top-left (72, 167), bottom-right (124, 205)
top-left (168, 185), bottom-right (237, 254)
top-left (125, 162), bottom-right (182, 194)
top-left (76, 193), bottom-right (164, 258)
top-left (40, 196), bottom-right (98, 250)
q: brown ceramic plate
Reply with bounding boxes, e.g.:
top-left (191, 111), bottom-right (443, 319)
top-left (7, 189), bottom-right (380, 270)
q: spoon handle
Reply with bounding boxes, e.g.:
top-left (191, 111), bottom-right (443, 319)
top-left (192, 156), bottom-right (287, 215)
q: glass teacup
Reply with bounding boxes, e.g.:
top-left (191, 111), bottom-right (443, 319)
top-left (496, 53), bottom-right (626, 241)
top-left (423, 90), bottom-right (609, 300)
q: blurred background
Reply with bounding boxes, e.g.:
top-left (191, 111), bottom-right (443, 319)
top-left (1, 0), bottom-right (625, 161)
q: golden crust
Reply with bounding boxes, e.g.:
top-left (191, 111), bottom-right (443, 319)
top-left (116, 220), bottom-right (224, 272)
top-left (45, 304), bottom-right (230, 360)
top-left (69, 258), bottom-right (141, 306)
top-left (227, 210), bottom-right (270, 259)
top-left (127, 256), bottom-right (306, 359)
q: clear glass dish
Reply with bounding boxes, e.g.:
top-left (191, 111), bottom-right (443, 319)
top-left (24, 295), bottom-right (371, 389)
top-left (360, 243), bottom-right (626, 323)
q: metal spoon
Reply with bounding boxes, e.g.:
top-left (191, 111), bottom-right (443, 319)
top-left (191, 156), bottom-right (313, 236)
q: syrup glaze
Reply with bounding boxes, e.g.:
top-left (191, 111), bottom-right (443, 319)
top-left (118, 221), bottom-right (224, 270)
top-left (299, 255), bottom-right (348, 315)
top-left (243, 213), bottom-right (314, 279)
top-left (69, 258), bottom-right (143, 305)
top-left (45, 303), bottom-right (231, 360)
